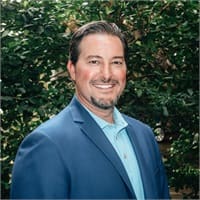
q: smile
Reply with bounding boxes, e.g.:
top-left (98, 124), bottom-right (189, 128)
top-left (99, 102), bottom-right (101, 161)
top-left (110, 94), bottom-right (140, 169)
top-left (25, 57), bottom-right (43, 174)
top-left (93, 84), bottom-right (114, 89)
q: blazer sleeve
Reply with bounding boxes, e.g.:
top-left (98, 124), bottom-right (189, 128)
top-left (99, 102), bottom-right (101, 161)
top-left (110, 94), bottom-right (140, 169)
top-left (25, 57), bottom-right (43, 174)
top-left (10, 131), bottom-right (70, 199)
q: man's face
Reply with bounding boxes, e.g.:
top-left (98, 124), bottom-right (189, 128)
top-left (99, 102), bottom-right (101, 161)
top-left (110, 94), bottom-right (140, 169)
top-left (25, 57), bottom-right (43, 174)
top-left (67, 34), bottom-right (127, 111)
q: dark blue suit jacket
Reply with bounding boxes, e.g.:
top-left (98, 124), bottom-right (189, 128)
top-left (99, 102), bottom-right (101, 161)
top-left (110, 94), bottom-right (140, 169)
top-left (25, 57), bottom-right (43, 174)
top-left (10, 97), bottom-right (170, 199)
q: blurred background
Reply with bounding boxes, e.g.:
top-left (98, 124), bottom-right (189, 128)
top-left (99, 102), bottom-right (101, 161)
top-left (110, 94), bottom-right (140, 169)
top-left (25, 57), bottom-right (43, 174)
top-left (1, 0), bottom-right (199, 199)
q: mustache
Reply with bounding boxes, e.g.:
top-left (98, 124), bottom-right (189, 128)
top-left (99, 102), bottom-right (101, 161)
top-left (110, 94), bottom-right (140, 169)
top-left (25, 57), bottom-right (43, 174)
top-left (90, 78), bottom-right (119, 84)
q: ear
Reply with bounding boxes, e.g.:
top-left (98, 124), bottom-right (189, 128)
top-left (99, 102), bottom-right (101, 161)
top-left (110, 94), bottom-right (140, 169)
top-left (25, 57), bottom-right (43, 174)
top-left (67, 60), bottom-right (76, 81)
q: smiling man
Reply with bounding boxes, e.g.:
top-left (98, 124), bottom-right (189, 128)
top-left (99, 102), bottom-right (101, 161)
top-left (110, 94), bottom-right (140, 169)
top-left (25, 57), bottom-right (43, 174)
top-left (10, 21), bottom-right (170, 199)
top-left (67, 33), bottom-right (126, 122)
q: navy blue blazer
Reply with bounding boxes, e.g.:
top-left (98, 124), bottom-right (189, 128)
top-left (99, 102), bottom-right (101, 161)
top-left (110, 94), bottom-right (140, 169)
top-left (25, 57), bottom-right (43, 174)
top-left (10, 97), bottom-right (170, 199)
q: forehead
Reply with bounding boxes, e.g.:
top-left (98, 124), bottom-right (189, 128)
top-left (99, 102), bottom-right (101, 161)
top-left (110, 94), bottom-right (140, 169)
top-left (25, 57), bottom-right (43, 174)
top-left (78, 34), bottom-right (124, 57)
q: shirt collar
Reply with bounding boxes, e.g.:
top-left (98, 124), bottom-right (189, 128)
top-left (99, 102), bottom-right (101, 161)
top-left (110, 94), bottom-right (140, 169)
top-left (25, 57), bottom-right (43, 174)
top-left (87, 107), bottom-right (128, 131)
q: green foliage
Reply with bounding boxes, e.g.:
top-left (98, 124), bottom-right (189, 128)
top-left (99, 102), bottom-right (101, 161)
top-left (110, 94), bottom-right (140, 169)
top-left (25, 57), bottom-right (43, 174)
top-left (166, 128), bottom-right (199, 199)
top-left (1, 0), bottom-right (199, 198)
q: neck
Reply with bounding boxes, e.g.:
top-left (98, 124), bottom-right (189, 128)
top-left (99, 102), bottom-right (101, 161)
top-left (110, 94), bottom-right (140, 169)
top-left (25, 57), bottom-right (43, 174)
top-left (76, 96), bottom-right (114, 123)
top-left (91, 107), bottom-right (114, 124)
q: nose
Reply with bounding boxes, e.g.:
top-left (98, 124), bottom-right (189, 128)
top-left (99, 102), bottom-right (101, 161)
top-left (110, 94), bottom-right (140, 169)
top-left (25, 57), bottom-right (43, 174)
top-left (100, 64), bottom-right (112, 81)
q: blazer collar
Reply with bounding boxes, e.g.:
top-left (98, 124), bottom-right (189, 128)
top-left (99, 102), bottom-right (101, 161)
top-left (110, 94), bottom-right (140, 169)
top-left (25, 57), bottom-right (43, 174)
top-left (126, 124), bottom-right (156, 199)
top-left (69, 96), bottom-right (136, 198)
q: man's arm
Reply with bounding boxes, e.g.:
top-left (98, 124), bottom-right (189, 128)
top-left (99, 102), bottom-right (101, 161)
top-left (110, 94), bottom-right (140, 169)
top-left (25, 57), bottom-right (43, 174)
top-left (10, 131), bottom-right (69, 199)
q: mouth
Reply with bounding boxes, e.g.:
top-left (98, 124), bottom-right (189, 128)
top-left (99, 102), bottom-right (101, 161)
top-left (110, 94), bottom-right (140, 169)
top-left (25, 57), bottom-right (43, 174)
top-left (93, 84), bottom-right (114, 89)
top-left (91, 80), bottom-right (119, 90)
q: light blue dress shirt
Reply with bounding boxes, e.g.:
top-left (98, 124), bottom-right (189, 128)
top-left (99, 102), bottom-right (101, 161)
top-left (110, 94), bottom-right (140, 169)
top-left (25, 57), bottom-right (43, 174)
top-left (84, 105), bottom-right (145, 199)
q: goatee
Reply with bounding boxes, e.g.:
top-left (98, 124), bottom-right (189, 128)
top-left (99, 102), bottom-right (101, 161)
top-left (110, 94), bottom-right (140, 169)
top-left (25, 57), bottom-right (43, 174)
top-left (91, 96), bottom-right (119, 110)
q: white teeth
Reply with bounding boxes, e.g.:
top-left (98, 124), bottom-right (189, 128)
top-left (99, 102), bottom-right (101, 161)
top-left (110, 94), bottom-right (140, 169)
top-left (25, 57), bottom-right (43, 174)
top-left (94, 84), bottom-right (113, 89)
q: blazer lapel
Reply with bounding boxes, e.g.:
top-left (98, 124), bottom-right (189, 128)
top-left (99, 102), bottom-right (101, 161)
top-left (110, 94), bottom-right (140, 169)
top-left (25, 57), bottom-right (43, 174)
top-left (69, 97), bottom-right (135, 198)
top-left (126, 124), bottom-right (155, 199)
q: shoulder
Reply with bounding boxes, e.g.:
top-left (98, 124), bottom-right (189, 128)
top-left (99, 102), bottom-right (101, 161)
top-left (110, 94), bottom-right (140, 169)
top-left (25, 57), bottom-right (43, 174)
top-left (122, 113), bottom-right (152, 132)
top-left (122, 113), bottom-right (157, 146)
top-left (37, 106), bottom-right (72, 131)
top-left (15, 105), bottom-right (75, 168)
top-left (19, 103), bottom-right (74, 149)
top-left (123, 113), bottom-right (161, 155)
top-left (21, 97), bottom-right (89, 148)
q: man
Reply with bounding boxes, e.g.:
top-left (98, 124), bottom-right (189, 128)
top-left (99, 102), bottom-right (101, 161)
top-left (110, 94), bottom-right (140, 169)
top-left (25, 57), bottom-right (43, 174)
top-left (10, 21), bottom-right (170, 199)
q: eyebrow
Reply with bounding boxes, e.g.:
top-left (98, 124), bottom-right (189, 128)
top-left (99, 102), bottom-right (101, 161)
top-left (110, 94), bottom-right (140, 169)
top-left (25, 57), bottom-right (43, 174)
top-left (86, 55), bottom-right (102, 60)
top-left (112, 56), bottom-right (125, 60)
top-left (86, 55), bottom-right (125, 60)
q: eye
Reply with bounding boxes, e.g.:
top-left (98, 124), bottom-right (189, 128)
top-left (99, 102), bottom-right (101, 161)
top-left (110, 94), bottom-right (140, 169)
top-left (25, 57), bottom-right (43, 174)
top-left (112, 60), bottom-right (123, 66)
top-left (88, 60), bottom-right (100, 65)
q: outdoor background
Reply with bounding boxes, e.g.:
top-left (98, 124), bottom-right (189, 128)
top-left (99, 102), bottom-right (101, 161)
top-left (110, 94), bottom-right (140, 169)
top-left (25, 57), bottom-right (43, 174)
top-left (1, 0), bottom-right (199, 199)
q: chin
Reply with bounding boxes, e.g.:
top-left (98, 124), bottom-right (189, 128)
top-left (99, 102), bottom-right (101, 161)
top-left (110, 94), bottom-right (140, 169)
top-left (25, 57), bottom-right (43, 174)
top-left (91, 96), bottom-right (117, 110)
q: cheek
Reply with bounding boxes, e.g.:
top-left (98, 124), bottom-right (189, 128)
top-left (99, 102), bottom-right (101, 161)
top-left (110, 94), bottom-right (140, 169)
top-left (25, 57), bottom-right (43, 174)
top-left (76, 68), bottom-right (93, 82)
top-left (118, 70), bottom-right (127, 83)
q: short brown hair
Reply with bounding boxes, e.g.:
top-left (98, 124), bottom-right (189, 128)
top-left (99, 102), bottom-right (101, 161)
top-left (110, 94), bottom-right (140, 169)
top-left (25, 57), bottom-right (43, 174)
top-left (69, 21), bottom-right (128, 65)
